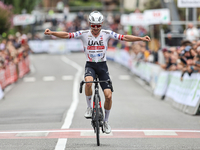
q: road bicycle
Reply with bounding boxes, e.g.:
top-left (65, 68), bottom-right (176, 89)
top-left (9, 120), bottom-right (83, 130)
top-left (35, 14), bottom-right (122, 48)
top-left (79, 76), bottom-right (113, 146)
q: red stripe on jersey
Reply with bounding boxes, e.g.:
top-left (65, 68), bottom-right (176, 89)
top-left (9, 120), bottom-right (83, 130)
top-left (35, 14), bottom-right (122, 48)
top-left (118, 34), bottom-right (121, 40)
top-left (72, 33), bottom-right (74, 38)
top-left (69, 33), bottom-right (71, 39)
top-left (121, 35), bottom-right (124, 41)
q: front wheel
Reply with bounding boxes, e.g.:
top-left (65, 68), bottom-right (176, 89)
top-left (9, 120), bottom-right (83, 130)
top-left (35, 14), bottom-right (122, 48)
top-left (95, 94), bottom-right (100, 146)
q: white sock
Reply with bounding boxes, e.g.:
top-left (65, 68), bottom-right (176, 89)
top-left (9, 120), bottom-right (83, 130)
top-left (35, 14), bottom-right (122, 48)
top-left (86, 95), bottom-right (92, 108)
top-left (104, 109), bottom-right (110, 122)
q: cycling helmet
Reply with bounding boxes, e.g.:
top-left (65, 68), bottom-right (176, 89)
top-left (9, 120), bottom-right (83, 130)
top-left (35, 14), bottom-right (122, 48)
top-left (88, 11), bottom-right (104, 24)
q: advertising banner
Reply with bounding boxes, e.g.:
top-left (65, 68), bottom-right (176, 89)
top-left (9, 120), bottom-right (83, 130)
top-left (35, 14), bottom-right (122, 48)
top-left (144, 9), bottom-right (170, 25)
top-left (114, 50), bottom-right (132, 69)
top-left (129, 13), bottom-right (146, 26)
top-left (121, 9), bottom-right (170, 26)
top-left (154, 71), bottom-right (169, 96)
top-left (178, 0), bottom-right (200, 8)
top-left (120, 14), bottom-right (130, 26)
top-left (28, 40), bottom-right (48, 53)
top-left (121, 13), bottom-right (146, 26)
top-left (166, 72), bottom-right (200, 107)
top-left (28, 39), bottom-right (83, 53)
top-left (13, 14), bottom-right (36, 26)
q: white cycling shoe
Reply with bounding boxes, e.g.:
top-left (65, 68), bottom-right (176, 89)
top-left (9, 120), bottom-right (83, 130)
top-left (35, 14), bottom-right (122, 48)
top-left (103, 121), bottom-right (111, 134)
top-left (84, 107), bottom-right (92, 119)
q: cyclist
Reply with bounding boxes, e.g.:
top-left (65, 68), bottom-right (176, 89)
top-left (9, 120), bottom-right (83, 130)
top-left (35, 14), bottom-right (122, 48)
top-left (44, 11), bottom-right (151, 134)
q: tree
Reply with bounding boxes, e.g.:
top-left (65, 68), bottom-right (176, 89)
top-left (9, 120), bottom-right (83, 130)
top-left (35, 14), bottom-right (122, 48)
top-left (144, 0), bottom-right (161, 10)
top-left (4, 0), bottom-right (41, 14)
top-left (0, 1), bottom-right (13, 35)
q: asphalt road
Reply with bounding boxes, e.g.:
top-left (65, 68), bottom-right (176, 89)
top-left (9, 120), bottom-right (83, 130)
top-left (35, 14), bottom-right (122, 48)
top-left (0, 53), bottom-right (199, 150)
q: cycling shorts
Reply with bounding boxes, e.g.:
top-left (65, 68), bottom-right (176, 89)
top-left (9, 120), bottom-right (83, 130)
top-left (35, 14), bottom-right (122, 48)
top-left (84, 61), bottom-right (111, 91)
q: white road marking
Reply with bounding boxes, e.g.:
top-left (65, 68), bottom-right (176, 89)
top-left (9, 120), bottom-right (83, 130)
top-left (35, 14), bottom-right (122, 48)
top-left (4, 84), bottom-right (15, 94)
top-left (23, 77), bottom-right (36, 82)
top-left (144, 131), bottom-right (177, 136)
top-left (16, 132), bottom-right (49, 137)
top-left (119, 75), bottom-right (131, 80)
top-left (60, 56), bottom-right (83, 129)
top-left (54, 56), bottom-right (83, 150)
top-left (43, 76), bottom-right (55, 81)
top-left (55, 139), bottom-right (68, 150)
top-left (62, 75), bottom-right (74, 80)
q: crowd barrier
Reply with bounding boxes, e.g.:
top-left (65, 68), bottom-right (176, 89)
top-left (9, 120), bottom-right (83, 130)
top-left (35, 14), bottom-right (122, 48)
top-left (28, 39), bottom-right (83, 54)
top-left (0, 56), bottom-right (30, 100)
top-left (154, 71), bottom-right (200, 115)
top-left (107, 48), bottom-right (200, 115)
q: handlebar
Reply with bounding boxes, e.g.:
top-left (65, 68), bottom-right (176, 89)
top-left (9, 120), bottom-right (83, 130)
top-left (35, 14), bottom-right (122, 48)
top-left (79, 79), bottom-right (114, 93)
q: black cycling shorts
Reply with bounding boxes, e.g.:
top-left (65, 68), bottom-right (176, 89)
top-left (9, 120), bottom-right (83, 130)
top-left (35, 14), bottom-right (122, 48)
top-left (84, 61), bottom-right (111, 91)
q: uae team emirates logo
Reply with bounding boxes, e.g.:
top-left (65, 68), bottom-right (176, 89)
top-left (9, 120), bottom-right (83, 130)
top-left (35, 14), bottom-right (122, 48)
top-left (87, 40), bottom-right (105, 50)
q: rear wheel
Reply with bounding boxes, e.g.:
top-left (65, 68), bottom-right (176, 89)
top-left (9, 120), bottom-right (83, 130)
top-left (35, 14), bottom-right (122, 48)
top-left (95, 95), bottom-right (100, 146)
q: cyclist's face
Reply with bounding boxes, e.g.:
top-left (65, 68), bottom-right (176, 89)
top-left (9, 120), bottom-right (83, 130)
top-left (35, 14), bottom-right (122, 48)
top-left (90, 23), bottom-right (102, 35)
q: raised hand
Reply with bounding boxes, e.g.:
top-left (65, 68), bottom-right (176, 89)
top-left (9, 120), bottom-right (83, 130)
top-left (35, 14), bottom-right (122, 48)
top-left (143, 36), bottom-right (151, 42)
top-left (44, 29), bottom-right (52, 35)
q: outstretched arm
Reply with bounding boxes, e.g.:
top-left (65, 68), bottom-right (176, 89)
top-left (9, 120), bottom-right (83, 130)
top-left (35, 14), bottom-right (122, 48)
top-left (123, 35), bottom-right (151, 42)
top-left (44, 29), bottom-right (69, 38)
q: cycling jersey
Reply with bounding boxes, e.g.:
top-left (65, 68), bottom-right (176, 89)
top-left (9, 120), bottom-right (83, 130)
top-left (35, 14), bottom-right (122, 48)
top-left (68, 29), bottom-right (124, 62)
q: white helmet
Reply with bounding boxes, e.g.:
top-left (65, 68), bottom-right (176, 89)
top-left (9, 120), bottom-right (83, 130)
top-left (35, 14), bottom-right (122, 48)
top-left (88, 11), bottom-right (104, 24)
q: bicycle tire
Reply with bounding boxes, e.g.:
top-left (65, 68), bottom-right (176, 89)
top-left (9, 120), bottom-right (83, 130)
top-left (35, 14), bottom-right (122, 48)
top-left (95, 94), bottom-right (100, 146)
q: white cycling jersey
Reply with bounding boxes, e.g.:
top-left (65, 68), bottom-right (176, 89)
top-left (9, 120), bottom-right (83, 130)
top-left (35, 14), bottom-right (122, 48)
top-left (68, 29), bottom-right (124, 62)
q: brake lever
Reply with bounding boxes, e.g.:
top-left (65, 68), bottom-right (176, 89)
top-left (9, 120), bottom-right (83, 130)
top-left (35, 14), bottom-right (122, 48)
top-left (79, 80), bottom-right (84, 93)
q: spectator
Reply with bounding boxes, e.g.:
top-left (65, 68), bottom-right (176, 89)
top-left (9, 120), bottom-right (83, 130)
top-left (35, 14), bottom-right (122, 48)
top-left (178, 45), bottom-right (200, 80)
top-left (158, 48), bottom-right (167, 66)
top-left (184, 22), bottom-right (199, 42)
top-left (166, 33), bottom-right (175, 46)
top-left (107, 13), bottom-right (114, 25)
top-left (77, 10), bottom-right (84, 20)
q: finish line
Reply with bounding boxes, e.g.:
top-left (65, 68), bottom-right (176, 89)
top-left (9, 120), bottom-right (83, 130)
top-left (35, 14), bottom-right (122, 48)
top-left (0, 129), bottom-right (200, 139)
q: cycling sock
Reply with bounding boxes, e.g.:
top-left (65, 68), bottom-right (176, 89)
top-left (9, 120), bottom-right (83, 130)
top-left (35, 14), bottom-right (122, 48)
top-left (104, 109), bottom-right (110, 122)
top-left (86, 95), bottom-right (92, 108)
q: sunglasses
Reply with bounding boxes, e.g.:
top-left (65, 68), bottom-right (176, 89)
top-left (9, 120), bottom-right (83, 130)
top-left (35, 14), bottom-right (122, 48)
top-left (90, 24), bottom-right (102, 28)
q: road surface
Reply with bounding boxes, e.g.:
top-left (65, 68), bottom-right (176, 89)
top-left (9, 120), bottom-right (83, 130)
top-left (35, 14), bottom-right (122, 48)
top-left (0, 53), bottom-right (199, 150)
